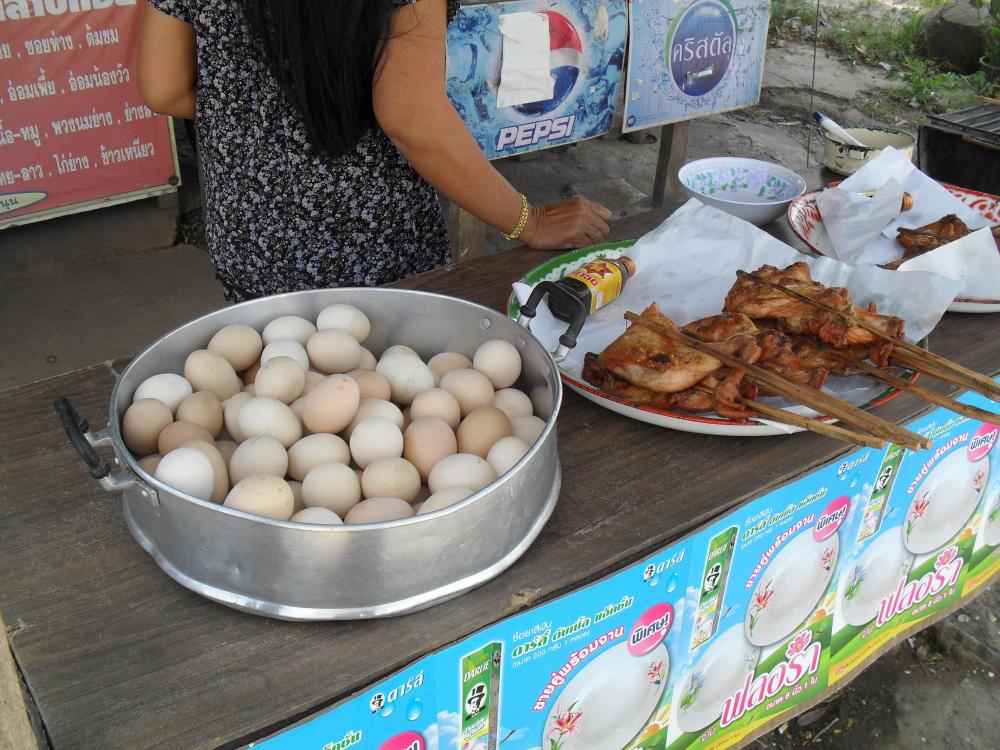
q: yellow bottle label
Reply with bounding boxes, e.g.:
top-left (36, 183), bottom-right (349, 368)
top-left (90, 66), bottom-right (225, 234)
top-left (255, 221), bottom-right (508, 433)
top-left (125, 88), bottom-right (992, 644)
top-left (567, 260), bottom-right (624, 313)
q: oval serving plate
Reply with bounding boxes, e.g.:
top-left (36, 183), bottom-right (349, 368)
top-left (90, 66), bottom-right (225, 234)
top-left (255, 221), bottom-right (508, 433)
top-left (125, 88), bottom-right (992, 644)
top-left (787, 182), bottom-right (1000, 312)
top-left (508, 243), bottom-right (922, 437)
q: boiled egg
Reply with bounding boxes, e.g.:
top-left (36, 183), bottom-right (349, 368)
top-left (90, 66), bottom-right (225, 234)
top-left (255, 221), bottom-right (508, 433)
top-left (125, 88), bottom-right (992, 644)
top-left (224, 475), bottom-right (294, 520)
top-left (208, 324), bottom-right (263, 372)
top-left (316, 303), bottom-right (371, 342)
top-left (122, 398), bottom-right (173, 455)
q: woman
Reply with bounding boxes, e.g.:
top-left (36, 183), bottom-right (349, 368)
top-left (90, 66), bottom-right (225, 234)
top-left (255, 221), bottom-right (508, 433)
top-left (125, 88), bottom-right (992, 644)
top-left (138, 0), bottom-right (613, 301)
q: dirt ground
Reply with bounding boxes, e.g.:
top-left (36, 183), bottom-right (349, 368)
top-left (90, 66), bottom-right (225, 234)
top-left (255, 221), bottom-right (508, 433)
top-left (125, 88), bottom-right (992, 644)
top-left (3, 33), bottom-right (999, 749)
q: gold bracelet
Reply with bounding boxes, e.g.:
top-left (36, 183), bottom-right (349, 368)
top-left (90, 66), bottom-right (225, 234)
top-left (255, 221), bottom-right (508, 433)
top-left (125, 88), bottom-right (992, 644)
top-left (503, 194), bottom-right (530, 241)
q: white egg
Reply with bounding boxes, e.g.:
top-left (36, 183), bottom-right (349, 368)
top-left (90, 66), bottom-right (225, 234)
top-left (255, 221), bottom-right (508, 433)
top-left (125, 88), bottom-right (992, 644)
top-left (344, 398), bottom-right (405, 438)
top-left (301, 462), bottom-right (361, 516)
top-left (511, 415), bottom-right (546, 445)
top-left (182, 439), bottom-right (230, 503)
top-left (486, 436), bottom-right (530, 477)
top-left (382, 344), bottom-right (421, 360)
top-left (222, 391), bottom-right (254, 443)
top-left (344, 497), bottom-right (414, 524)
top-left (262, 316), bottom-right (317, 346)
top-left (133, 373), bottom-right (193, 415)
top-left (229, 435), bottom-right (288, 483)
top-left (428, 453), bottom-right (496, 494)
top-left (316, 303), bottom-right (371, 342)
top-left (473, 339), bottom-right (522, 389)
top-left (418, 485), bottom-right (476, 515)
top-left (237, 397), bottom-right (302, 448)
top-left (427, 352), bottom-right (473, 381)
top-left (376, 352), bottom-right (436, 405)
top-left (493, 388), bottom-right (533, 419)
top-left (288, 433), bottom-right (351, 481)
top-left (224, 475), bottom-right (294, 520)
top-left (349, 416), bottom-right (404, 468)
top-left (291, 507), bottom-right (344, 525)
top-left (261, 338), bottom-right (310, 371)
top-left (361, 457), bottom-right (421, 502)
top-left (253, 356), bottom-right (306, 404)
top-left (154, 446), bottom-right (215, 500)
top-left (307, 329), bottom-right (362, 373)
top-left (208, 324), bottom-right (263, 372)
top-left (440, 368), bottom-right (495, 417)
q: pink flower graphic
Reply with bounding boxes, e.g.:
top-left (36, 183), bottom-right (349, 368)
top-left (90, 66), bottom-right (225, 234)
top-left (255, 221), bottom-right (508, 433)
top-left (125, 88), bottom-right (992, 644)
top-left (748, 580), bottom-right (775, 634)
top-left (647, 660), bottom-right (667, 685)
top-left (935, 546), bottom-right (958, 570)
top-left (549, 703), bottom-right (582, 750)
top-left (907, 494), bottom-right (932, 538)
top-left (785, 629), bottom-right (813, 659)
top-left (973, 470), bottom-right (987, 492)
top-left (820, 547), bottom-right (836, 571)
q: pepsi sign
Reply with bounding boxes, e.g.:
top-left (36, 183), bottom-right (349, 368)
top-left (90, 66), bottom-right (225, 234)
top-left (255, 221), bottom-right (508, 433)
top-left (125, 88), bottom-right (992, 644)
top-left (446, 0), bottom-right (628, 159)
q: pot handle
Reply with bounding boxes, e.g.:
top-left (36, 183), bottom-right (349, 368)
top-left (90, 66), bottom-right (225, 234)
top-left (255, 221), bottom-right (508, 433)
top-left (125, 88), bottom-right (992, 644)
top-left (54, 397), bottom-right (111, 479)
top-left (54, 397), bottom-right (158, 504)
top-left (516, 281), bottom-right (588, 364)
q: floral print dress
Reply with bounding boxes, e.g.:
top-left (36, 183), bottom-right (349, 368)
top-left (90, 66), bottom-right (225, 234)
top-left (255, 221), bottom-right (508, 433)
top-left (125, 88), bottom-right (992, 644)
top-left (149, 0), bottom-right (455, 301)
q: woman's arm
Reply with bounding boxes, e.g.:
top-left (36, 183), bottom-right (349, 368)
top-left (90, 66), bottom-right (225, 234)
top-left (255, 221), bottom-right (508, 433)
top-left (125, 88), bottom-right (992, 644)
top-left (136, 1), bottom-right (197, 119)
top-left (373, 0), bottom-right (611, 250)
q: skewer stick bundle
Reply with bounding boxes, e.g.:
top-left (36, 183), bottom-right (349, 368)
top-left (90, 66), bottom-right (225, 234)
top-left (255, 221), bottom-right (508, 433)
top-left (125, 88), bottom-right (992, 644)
top-left (624, 312), bottom-right (930, 451)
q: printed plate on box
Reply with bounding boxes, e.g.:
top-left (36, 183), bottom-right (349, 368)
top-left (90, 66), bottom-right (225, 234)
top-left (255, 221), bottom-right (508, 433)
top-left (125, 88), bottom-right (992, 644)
top-left (786, 182), bottom-right (1000, 311)
top-left (508, 243), bottom-right (923, 438)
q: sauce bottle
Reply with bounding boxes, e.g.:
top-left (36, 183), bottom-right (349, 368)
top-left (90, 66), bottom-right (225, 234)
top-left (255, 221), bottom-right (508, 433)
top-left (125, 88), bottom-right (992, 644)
top-left (547, 256), bottom-right (637, 322)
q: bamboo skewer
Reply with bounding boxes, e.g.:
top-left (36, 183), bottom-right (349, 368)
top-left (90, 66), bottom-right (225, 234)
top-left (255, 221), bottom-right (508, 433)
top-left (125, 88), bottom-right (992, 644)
top-left (849, 358), bottom-right (1000, 424)
top-left (741, 271), bottom-right (1000, 402)
top-left (624, 312), bottom-right (930, 451)
top-left (691, 383), bottom-right (886, 448)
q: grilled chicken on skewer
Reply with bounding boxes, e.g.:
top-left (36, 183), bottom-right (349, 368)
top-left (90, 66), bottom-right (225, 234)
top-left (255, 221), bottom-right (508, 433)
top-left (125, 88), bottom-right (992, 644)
top-left (725, 262), bottom-right (902, 366)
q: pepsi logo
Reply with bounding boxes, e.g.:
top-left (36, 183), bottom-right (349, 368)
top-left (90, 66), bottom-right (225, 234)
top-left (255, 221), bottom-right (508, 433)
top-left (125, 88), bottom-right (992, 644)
top-left (514, 11), bottom-right (583, 117)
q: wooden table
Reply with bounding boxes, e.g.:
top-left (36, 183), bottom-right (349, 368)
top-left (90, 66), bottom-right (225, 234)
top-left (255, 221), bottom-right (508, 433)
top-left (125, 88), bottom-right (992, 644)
top-left (2, 206), bottom-right (997, 750)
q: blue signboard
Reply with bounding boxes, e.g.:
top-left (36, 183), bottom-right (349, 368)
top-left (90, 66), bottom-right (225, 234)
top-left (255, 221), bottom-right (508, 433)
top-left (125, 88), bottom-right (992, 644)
top-left (446, 0), bottom-right (628, 158)
top-left (623, 0), bottom-right (770, 131)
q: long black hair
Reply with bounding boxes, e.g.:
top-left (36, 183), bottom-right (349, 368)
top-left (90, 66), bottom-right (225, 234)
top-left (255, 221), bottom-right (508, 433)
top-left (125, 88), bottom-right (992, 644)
top-left (241, 0), bottom-right (393, 157)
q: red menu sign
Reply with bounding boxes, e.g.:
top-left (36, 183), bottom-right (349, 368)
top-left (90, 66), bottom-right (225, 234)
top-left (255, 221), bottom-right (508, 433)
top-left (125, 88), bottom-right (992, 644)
top-left (0, 0), bottom-right (178, 228)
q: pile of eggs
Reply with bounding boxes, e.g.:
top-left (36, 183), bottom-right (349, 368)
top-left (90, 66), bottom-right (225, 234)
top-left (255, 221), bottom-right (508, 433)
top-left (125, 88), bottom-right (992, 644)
top-left (121, 303), bottom-right (547, 526)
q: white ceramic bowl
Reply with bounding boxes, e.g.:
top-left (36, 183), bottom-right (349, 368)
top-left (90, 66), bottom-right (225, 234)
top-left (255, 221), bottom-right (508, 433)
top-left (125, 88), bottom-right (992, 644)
top-left (821, 125), bottom-right (916, 176)
top-left (678, 157), bottom-right (808, 226)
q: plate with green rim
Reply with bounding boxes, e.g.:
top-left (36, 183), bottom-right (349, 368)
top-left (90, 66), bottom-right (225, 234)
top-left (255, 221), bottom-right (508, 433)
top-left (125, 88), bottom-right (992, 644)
top-left (508, 242), bottom-right (923, 437)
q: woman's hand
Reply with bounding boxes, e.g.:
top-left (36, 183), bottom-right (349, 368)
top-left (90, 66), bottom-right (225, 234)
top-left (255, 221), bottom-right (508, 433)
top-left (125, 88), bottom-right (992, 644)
top-left (519, 196), bottom-right (613, 251)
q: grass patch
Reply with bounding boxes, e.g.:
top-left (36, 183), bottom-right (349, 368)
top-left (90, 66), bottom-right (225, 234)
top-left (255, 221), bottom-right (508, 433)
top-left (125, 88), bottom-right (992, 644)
top-left (770, 0), bottom-right (997, 113)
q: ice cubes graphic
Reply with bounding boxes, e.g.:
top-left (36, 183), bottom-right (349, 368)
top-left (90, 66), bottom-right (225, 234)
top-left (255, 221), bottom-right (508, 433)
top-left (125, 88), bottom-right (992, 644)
top-left (407, 697), bottom-right (423, 721)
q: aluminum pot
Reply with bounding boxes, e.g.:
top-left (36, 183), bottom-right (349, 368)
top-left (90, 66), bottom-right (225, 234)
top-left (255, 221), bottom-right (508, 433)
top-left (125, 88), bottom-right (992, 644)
top-left (58, 288), bottom-right (562, 621)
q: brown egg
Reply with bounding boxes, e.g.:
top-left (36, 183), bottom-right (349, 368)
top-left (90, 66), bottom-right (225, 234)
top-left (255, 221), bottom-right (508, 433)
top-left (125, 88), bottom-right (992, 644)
top-left (254, 356), bottom-right (306, 404)
top-left (306, 329), bottom-right (362, 373)
top-left (182, 439), bottom-right (230, 503)
top-left (357, 347), bottom-right (377, 371)
top-left (427, 352), bottom-right (472, 381)
top-left (215, 439), bottom-right (238, 467)
top-left (348, 369), bottom-right (392, 401)
top-left (224, 475), bottom-right (294, 520)
top-left (410, 388), bottom-right (462, 430)
top-left (157, 421), bottom-right (214, 456)
top-left (243, 360), bottom-right (261, 384)
top-left (456, 406), bottom-right (512, 458)
top-left (302, 462), bottom-right (361, 517)
top-left (229, 435), bottom-right (288, 483)
top-left (184, 349), bottom-right (242, 400)
top-left (176, 391), bottom-right (224, 438)
top-left (403, 416), bottom-right (458, 482)
top-left (287, 433), bottom-right (351, 481)
top-left (302, 374), bottom-right (360, 434)
top-left (121, 398), bottom-right (173, 456)
top-left (208, 324), bottom-right (263, 372)
top-left (343, 398), bottom-right (404, 439)
top-left (136, 453), bottom-right (162, 475)
top-left (344, 497), bottom-right (414, 525)
top-left (361, 457), bottom-right (421, 502)
top-left (440, 369), bottom-right (495, 417)
top-left (301, 370), bottom-right (326, 395)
